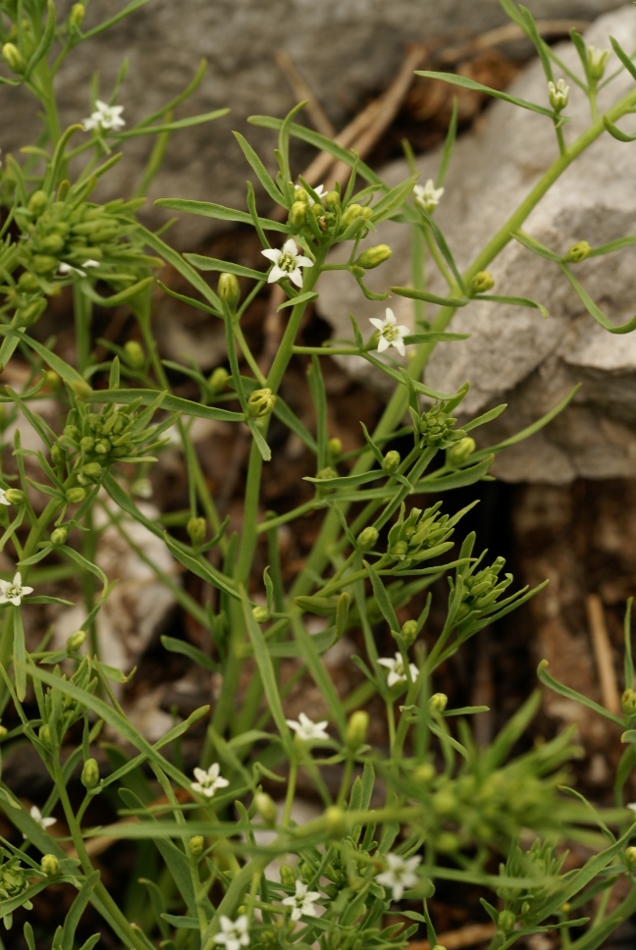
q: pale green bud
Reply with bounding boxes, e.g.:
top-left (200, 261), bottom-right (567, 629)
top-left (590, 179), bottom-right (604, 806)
top-left (324, 806), bottom-right (347, 837)
top-left (625, 846), bottom-right (636, 868)
top-left (247, 387), bottom-right (276, 418)
top-left (401, 620), bottom-right (418, 647)
top-left (280, 864), bottom-right (296, 887)
top-left (2, 42), bottom-right (25, 72)
top-left (66, 630), bottom-right (86, 652)
top-left (447, 436), bottom-right (476, 466)
top-left (4, 489), bottom-right (24, 505)
top-left (71, 380), bottom-right (93, 400)
top-left (38, 724), bottom-right (52, 750)
top-left (28, 190), bottom-right (49, 216)
top-left (189, 835), bottom-right (205, 856)
top-left (414, 762), bottom-right (435, 783)
top-left (497, 910), bottom-right (516, 935)
top-left (587, 45), bottom-right (610, 81)
top-left (382, 450), bottom-right (401, 474)
top-left (123, 340), bottom-right (145, 369)
top-left (471, 270), bottom-right (495, 294)
top-left (31, 255), bottom-right (58, 275)
top-left (252, 605), bottom-right (271, 624)
top-left (357, 526), bottom-right (378, 551)
top-left (315, 466), bottom-right (337, 481)
top-left (289, 201), bottom-right (307, 231)
top-left (218, 272), bottom-right (240, 311)
top-left (253, 792), bottom-right (278, 824)
top-left (187, 516), bottom-right (206, 545)
top-left (429, 692), bottom-right (448, 713)
top-left (50, 526), bottom-right (68, 546)
top-left (0, 725), bottom-right (8, 741)
top-left (324, 190), bottom-right (340, 211)
top-left (354, 244), bottom-right (392, 270)
top-left (344, 710), bottom-right (368, 750)
top-left (81, 462), bottom-right (103, 478)
top-left (565, 241), bottom-right (591, 263)
top-left (327, 437), bottom-right (342, 457)
top-left (548, 78), bottom-right (569, 112)
top-left (208, 366), bottom-right (229, 393)
top-left (622, 688), bottom-right (636, 716)
top-left (43, 370), bottom-right (61, 387)
top-left (69, 3), bottom-right (85, 27)
top-left (81, 757), bottom-right (100, 790)
top-left (41, 854), bottom-right (60, 877)
top-left (340, 204), bottom-right (365, 229)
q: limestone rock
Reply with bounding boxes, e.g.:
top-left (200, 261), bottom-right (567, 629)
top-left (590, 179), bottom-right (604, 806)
top-left (0, 0), bottom-right (626, 247)
top-left (316, 4), bottom-right (636, 483)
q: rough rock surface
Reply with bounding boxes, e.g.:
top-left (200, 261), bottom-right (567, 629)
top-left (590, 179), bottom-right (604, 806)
top-left (0, 0), bottom-right (626, 246)
top-left (316, 4), bottom-right (636, 483)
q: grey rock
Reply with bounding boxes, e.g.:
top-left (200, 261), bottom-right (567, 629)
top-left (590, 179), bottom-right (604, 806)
top-left (0, 0), bottom-right (626, 247)
top-left (316, 4), bottom-right (636, 483)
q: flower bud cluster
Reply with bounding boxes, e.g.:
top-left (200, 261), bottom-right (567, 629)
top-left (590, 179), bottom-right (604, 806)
top-left (456, 556), bottom-right (511, 623)
top-left (388, 501), bottom-right (454, 563)
top-left (415, 403), bottom-right (466, 450)
top-left (287, 183), bottom-right (374, 245)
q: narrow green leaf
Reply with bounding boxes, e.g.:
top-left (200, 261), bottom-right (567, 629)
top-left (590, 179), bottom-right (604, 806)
top-left (154, 198), bottom-right (289, 232)
top-left (233, 131), bottom-right (285, 205)
top-left (537, 659), bottom-right (624, 727)
top-left (116, 109), bottom-right (230, 138)
top-left (391, 285), bottom-right (468, 307)
top-left (415, 70), bottom-right (563, 120)
top-left (560, 264), bottom-right (636, 334)
top-left (185, 253), bottom-right (265, 281)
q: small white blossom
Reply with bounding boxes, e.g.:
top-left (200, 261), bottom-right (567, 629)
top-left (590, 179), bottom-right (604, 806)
top-left (305, 183), bottom-right (325, 206)
top-left (0, 490), bottom-right (10, 507)
top-left (627, 802), bottom-right (636, 814)
top-left (25, 805), bottom-right (56, 836)
top-left (212, 915), bottom-right (250, 950)
top-left (369, 308), bottom-right (410, 357)
top-left (413, 179), bottom-right (444, 213)
top-left (378, 652), bottom-right (418, 688)
top-left (376, 852), bottom-right (421, 901)
top-left (282, 880), bottom-right (321, 921)
top-left (83, 100), bottom-right (126, 132)
top-left (58, 260), bottom-right (100, 278)
top-left (191, 763), bottom-right (229, 799)
top-left (0, 571), bottom-right (33, 607)
top-left (261, 238), bottom-right (313, 288)
top-left (548, 78), bottom-right (569, 111)
top-left (286, 711), bottom-right (329, 743)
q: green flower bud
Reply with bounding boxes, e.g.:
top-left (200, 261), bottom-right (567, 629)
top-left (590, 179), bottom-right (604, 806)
top-left (63, 425), bottom-right (81, 443)
top-left (189, 834), bottom-right (205, 856)
top-left (471, 270), bottom-right (495, 294)
top-left (622, 688), bottom-right (636, 716)
top-left (0, 725), bottom-right (8, 741)
top-left (261, 930), bottom-right (279, 950)
top-left (28, 190), bottom-right (49, 216)
top-left (123, 340), bottom-right (145, 369)
top-left (50, 526), bottom-right (68, 546)
top-left (187, 516), bottom-right (206, 545)
top-left (218, 272), bottom-right (240, 311)
top-left (31, 255), bottom-right (58, 275)
top-left (324, 190), bottom-right (340, 211)
top-left (382, 450), bottom-right (401, 474)
top-left (353, 244), bottom-right (392, 270)
top-left (401, 620), bottom-right (418, 647)
top-left (564, 241), bottom-right (591, 263)
top-left (81, 757), bottom-right (100, 790)
top-left (429, 692), bottom-right (448, 713)
top-left (94, 439), bottom-right (110, 455)
top-left (327, 437), bottom-right (342, 457)
top-left (80, 436), bottom-right (95, 453)
top-left (625, 846), bottom-right (636, 868)
top-left (497, 910), bottom-right (516, 935)
top-left (414, 762), bottom-right (435, 783)
top-left (3, 489), bottom-right (24, 506)
top-left (247, 387), bottom-right (276, 418)
top-left (71, 380), bottom-right (93, 400)
top-left (208, 366), bottom-right (229, 394)
top-left (66, 630), bottom-right (86, 652)
top-left (324, 806), bottom-right (347, 838)
top-left (69, 3), bottom-right (85, 27)
top-left (315, 466), bottom-right (337, 481)
top-left (548, 78), bottom-right (569, 112)
top-left (39, 233), bottom-right (65, 254)
top-left (340, 204), bottom-right (365, 229)
top-left (280, 864), bottom-right (296, 887)
top-left (447, 436), bottom-right (476, 466)
top-left (289, 201), bottom-right (307, 231)
top-left (254, 792), bottom-right (278, 824)
top-left (587, 45), bottom-right (610, 81)
top-left (81, 462), bottom-right (103, 478)
top-left (17, 298), bottom-right (47, 327)
top-left (38, 724), bottom-right (52, 750)
top-left (66, 487), bottom-right (86, 505)
top-left (344, 710), bottom-right (369, 750)
top-left (41, 854), bottom-right (60, 878)
top-left (2, 42), bottom-right (25, 72)
top-left (17, 272), bottom-right (41, 293)
top-left (252, 605), bottom-right (271, 624)
top-left (357, 526), bottom-right (378, 551)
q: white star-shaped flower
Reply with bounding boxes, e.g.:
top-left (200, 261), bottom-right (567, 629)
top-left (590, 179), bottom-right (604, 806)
top-left (213, 915), bottom-right (250, 950)
top-left (261, 238), bottom-right (313, 289)
top-left (83, 100), bottom-right (126, 132)
top-left (413, 179), bottom-right (444, 214)
top-left (26, 805), bottom-right (57, 835)
top-left (376, 852), bottom-right (421, 901)
top-left (282, 879), bottom-right (322, 921)
top-left (58, 260), bottom-right (100, 278)
top-left (0, 571), bottom-right (33, 607)
top-left (0, 490), bottom-right (10, 507)
top-left (378, 652), bottom-right (418, 688)
top-left (369, 308), bottom-right (409, 357)
top-left (191, 763), bottom-right (229, 799)
top-left (286, 712), bottom-right (329, 743)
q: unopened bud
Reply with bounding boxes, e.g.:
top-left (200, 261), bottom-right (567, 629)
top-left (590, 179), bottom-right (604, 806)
top-left (345, 710), bottom-right (369, 750)
top-left (187, 516), bottom-right (206, 545)
top-left (357, 526), bottom-right (378, 551)
top-left (189, 835), bottom-right (204, 856)
top-left (587, 45), bottom-right (610, 81)
top-left (447, 436), bottom-right (476, 466)
top-left (382, 450), bottom-right (401, 474)
top-left (81, 462), bottom-right (102, 478)
top-left (625, 846), bottom-right (636, 868)
top-left (81, 757), bottom-right (100, 790)
top-left (280, 864), bottom-right (295, 887)
top-left (50, 526), bottom-right (68, 546)
top-left (208, 367), bottom-right (229, 394)
top-left (69, 3), bottom-right (85, 27)
top-left (354, 244), bottom-right (392, 270)
top-left (471, 271), bottom-right (495, 294)
top-left (4, 489), bottom-right (24, 505)
top-left (429, 692), bottom-right (448, 714)
top-left (252, 605), bottom-right (271, 624)
top-left (123, 340), bottom-right (145, 369)
top-left (0, 725), bottom-right (8, 741)
top-left (548, 78), bottom-right (569, 112)
top-left (71, 380), bottom-right (93, 400)
top-left (414, 762), bottom-right (435, 783)
top-left (66, 487), bottom-right (86, 505)
top-left (289, 201), bottom-right (307, 231)
top-left (254, 792), bottom-right (278, 824)
top-left (315, 466), bottom-right (337, 482)
top-left (324, 190), bottom-right (340, 211)
top-left (247, 387), bottom-right (276, 418)
top-left (38, 724), bottom-right (52, 750)
top-left (66, 630), bottom-right (86, 652)
top-left (401, 620), bottom-right (418, 647)
top-left (28, 190), bottom-right (49, 216)
top-left (324, 806), bottom-right (347, 838)
top-left (41, 854), bottom-right (60, 878)
top-left (497, 910), bottom-right (516, 935)
top-left (622, 688), bottom-right (636, 716)
top-left (2, 42), bottom-right (25, 73)
top-left (564, 241), bottom-right (591, 263)
top-left (327, 437), bottom-right (342, 457)
top-left (218, 272), bottom-right (240, 311)
top-left (340, 204), bottom-right (365, 229)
